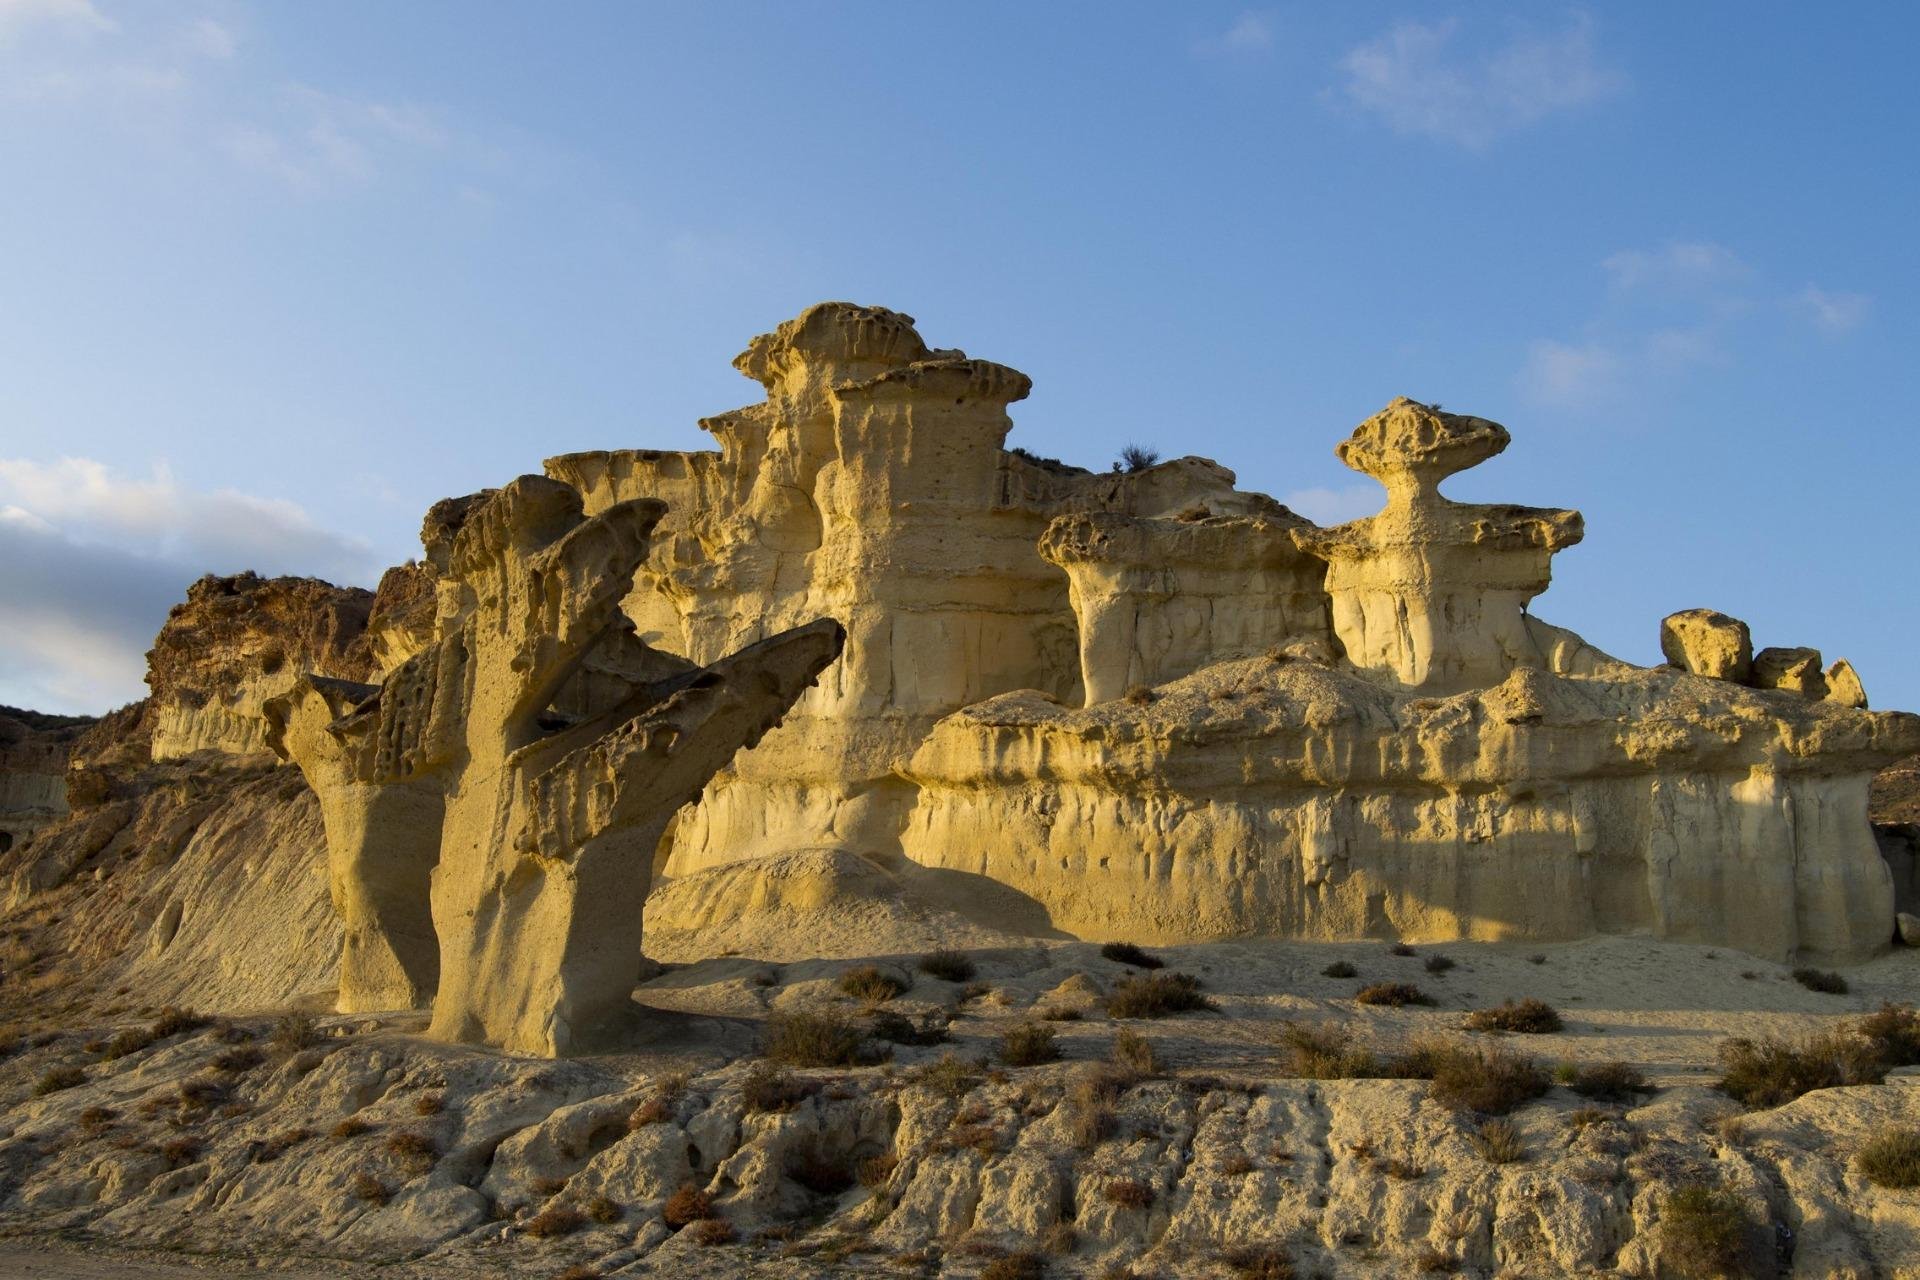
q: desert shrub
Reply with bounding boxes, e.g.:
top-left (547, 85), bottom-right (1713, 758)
top-left (1856, 1128), bottom-right (1920, 1189)
top-left (918, 949), bottom-right (977, 982)
top-left (211, 1045), bottom-right (265, 1074)
top-left (1528, 953), bottom-right (1547, 964)
top-left (786, 1141), bottom-right (857, 1195)
top-left (1388, 943), bottom-right (1416, 957)
top-left (763, 1010), bottom-right (865, 1067)
top-left (1717, 1030), bottom-right (1885, 1108)
top-left (585, 1194), bottom-right (622, 1224)
top-left (1219, 1244), bottom-right (1294, 1279)
top-left (384, 1129), bottom-right (438, 1174)
top-left (1100, 942), bottom-right (1164, 970)
top-left (150, 1007), bottom-right (205, 1038)
top-left (1275, 1022), bottom-right (1379, 1079)
top-left (101, 1027), bottom-right (156, 1060)
top-left (255, 1126), bottom-right (314, 1162)
top-left (350, 1172), bottom-right (391, 1205)
top-left (1321, 961), bottom-right (1357, 978)
top-left (269, 1012), bottom-right (319, 1055)
top-left (839, 965), bottom-right (908, 1003)
top-left (868, 1009), bottom-right (948, 1046)
top-left (413, 1091), bottom-right (444, 1116)
top-left (982, 1252), bottom-right (1047, 1280)
top-left (663, 1183), bottom-right (715, 1227)
top-left (154, 1135), bottom-right (201, 1166)
top-left (1420, 1042), bottom-right (1549, 1115)
top-left (1415, 1246), bottom-right (1460, 1273)
top-left (1855, 1002), bottom-right (1920, 1066)
top-left (1106, 972), bottom-right (1212, 1019)
top-left (1791, 967), bottom-right (1848, 995)
top-left (78, 1105), bottom-right (114, 1132)
top-left (34, 1065), bottom-right (84, 1095)
top-left (1111, 1028), bottom-right (1158, 1075)
top-left (1659, 1183), bottom-right (1755, 1280)
top-left (1463, 998), bottom-right (1563, 1034)
top-left (1103, 1178), bottom-right (1154, 1210)
top-left (857, 1152), bottom-right (897, 1189)
top-left (1001, 1022), bottom-right (1060, 1067)
top-left (1116, 443), bottom-right (1161, 473)
top-left (555, 1268), bottom-right (602, 1280)
top-left (1122, 685), bottom-right (1154, 705)
top-left (1566, 1060), bottom-right (1653, 1102)
top-left (1423, 955), bottom-right (1456, 974)
top-left (1469, 1117), bottom-right (1526, 1164)
top-left (910, 1052), bottom-right (983, 1099)
top-left (1355, 982), bottom-right (1433, 1008)
top-left (627, 1095), bottom-right (671, 1128)
top-left (741, 1061), bottom-right (816, 1113)
top-left (1038, 1006), bottom-right (1083, 1022)
top-left (530, 1175), bottom-right (569, 1198)
top-left (523, 1204), bottom-right (585, 1238)
top-left (688, 1217), bottom-right (735, 1246)
top-left (331, 1115), bottom-right (373, 1139)
top-left (1042, 1221), bottom-right (1077, 1254)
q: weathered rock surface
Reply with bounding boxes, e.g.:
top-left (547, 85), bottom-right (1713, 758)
top-left (1660, 608), bottom-right (1754, 683)
top-left (1754, 645), bottom-right (1830, 700)
top-left (0, 706), bottom-right (94, 853)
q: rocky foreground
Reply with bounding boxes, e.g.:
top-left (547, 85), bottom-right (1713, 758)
top-left (3, 938), bottom-right (1918, 1279)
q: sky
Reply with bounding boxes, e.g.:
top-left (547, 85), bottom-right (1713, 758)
top-left (1, 1), bottom-right (1916, 715)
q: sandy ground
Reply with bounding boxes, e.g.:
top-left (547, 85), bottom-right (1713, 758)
top-left (0, 1244), bottom-right (342, 1278)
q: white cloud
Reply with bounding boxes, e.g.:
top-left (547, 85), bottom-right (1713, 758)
top-left (1195, 11), bottom-right (1274, 56)
top-left (1517, 339), bottom-right (1620, 406)
top-left (1280, 484), bottom-right (1381, 526)
top-left (0, 0), bottom-right (115, 42)
top-left (225, 85), bottom-right (447, 192)
top-left (1601, 241), bottom-right (1750, 296)
top-left (1798, 285), bottom-right (1871, 335)
top-left (0, 457), bottom-right (382, 714)
top-left (1338, 13), bottom-right (1623, 147)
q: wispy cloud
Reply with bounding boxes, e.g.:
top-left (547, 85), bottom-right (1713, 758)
top-left (1194, 11), bottom-right (1274, 57)
top-left (1601, 241), bottom-right (1751, 297)
top-left (1797, 285), bottom-right (1871, 335)
top-left (1280, 484), bottom-right (1381, 526)
top-left (224, 84), bottom-right (447, 193)
top-left (0, 0), bottom-right (115, 42)
top-left (1338, 13), bottom-right (1623, 148)
top-left (1518, 339), bottom-right (1621, 406)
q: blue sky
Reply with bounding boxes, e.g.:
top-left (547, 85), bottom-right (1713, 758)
top-left (2, 2), bottom-right (1915, 715)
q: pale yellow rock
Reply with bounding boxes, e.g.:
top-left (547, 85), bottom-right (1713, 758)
top-left (1828, 657), bottom-right (1869, 709)
top-left (1659, 607), bottom-right (1754, 682)
top-left (1754, 645), bottom-right (1830, 700)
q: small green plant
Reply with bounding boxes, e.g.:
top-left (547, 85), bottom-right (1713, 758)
top-left (1463, 998), bottom-right (1562, 1034)
top-left (523, 1203), bottom-right (586, 1238)
top-left (1355, 982), bottom-right (1433, 1008)
top-left (1106, 972), bottom-right (1213, 1019)
top-left (34, 1065), bottom-right (85, 1095)
top-left (1469, 1117), bottom-right (1526, 1164)
top-left (839, 965), bottom-right (908, 1003)
top-left (763, 1010), bottom-right (866, 1066)
top-left (1856, 1128), bottom-right (1920, 1188)
top-left (918, 949), bottom-right (977, 982)
top-left (1000, 1022), bottom-right (1060, 1066)
top-left (1321, 961), bottom-right (1357, 978)
top-left (1103, 1178), bottom-right (1154, 1210)
top-left (1100, 942), bottom-right (1164, 969)
top-left (1658, 1183), bottom-right (1754, 1280)
top-left (1717, 1030), bottom-right (1885, 1108)
top-left (1791, 967), bottom-right (1848, 995)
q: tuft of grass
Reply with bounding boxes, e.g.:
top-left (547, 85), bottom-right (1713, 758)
top-left (981, 1252), bottom-right (1047, 1280)
top-left (1100, 942), bottom-right (1164, 970)
top-left (101, 1027), bottom-right (156, 1061)
top-left (1527, 953), bottom-right (1547, 965)
top-left (1659, 1183), bottom-right (1754, 1280)
top-left (1717, 1030), bottom-right (1885, 1108)
top-left (350, 1172), bottom-right (390, 1205)
top-left (741, 1061), bottom-right (816, 1114)
top-left (1469, 1117), bottom-right (1526, 1164)
top-left (1275, 1022), bottom-right (1379, 1079)
top-left (857, 1152), bottom-right (897, 1190)
top-left (917, 949), bottom-right (976, 982)
top-left (1420, 1041), bottom-right (1550, 1116)
top-left (269, 1012), bottom-right (319, 1055)
top-left (687, 1217), bottom-right (735, 1246)
top-left (1000, 1022), bottom-right (1060, 1067)
top-left (1415, 1246), bottom-right (1461, 1273)
top-left (1355, 982), bottom-right (1433, 1008)
top-left (909, 1052), bottom-right (983, 1100)
top-left (555, 1268), bottom-right (602, 1280)
top-left (523, 1204), bottom-right (585, 1239)
top-left (839, 965), bottom-right (908, 1003)
top-left (383, 1129), bottom-right (438, 1174)
top-left (1106, 972), bottom-right (1213, 1019)
top-left (412, 1091), bottom-right (444, 1116)
top-left (1102, 1178), bottom-right (1154, 1210)
top-left (331, 1115), bottom-right (374, 1139)
top-left (1791, 967), bottom-right (1848, 995)
top-left (1219, 1244), bottom-right (1294, 1279)
top-left (255, 1126), bottom-right (315, 1162)
top-left (1423, 955), bottom-right (1456, 974)
top-left (1566, 1060), bottom-right (1653, 1102)
top-left (1388, 943), bottom-right (1416, 957)
top-left (868, 1009), bottom-right (949, 1046)
top-left (1856, 1128), bottom-right (1920, 1189)
top-left (763, 1010), bottom-right (865, 1067)
top-left (1463, 998), bottom-right (1563, 1034)
top-left (150, 1007), bottom-right (206, 1038)
top-left (154, 1135), bottom-right (201, 1166)
top-left (1122, 685), bottom-right (1154, 706)
top-left (1111, 1028), bottom-right (1158, 1076)
top-left (663, 1183), bottom-right (716, 1227)
top-left (1321, 961), bottom-right (1358, 979)
top-left (585, 1193), bottom-right (622, 1224)
top-left (1038, 1006), bottom-right (1083, 1022)
top-left (1855, 1002), bottom-right (1920, 1066)
top-left (33, 1065), bottom-right (85, 1095)
top-left (211, 1045), bottom-right (265, 1074)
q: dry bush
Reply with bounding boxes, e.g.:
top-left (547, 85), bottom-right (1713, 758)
top-left (1659, 1183), bottom-right (1756, 1280)
top-left (1566, 1106), bottom-right (1613, 1131)
top-left (1103, 1178), bottom-right (1154, 1210)
top-left (1000, 1022), bottom-right (1060, 1067)
top-left (981, 1252), bottom-right (1047, 1280)
top-left (150, 1007), bottom-right (206, 1038)
top-left (1042, 1222), bottom-right (1077, 1255)
top-left (687, 1217), bottom-right (735, 1246)
top-left (839, 965), bottom-right (908, 1003)
top-left (1275, 1022), bottom-right (1379, 1079)
top-left (1388, 943), bottom-right (1416, 957)
top-left (868, 1009), bottom-right (949, 1046)
top-left (741, 1061), bottom-right (816, 1114)
top-left (1856, 1128), bottom-right (1920, 1189)
top-left (255, 1126), bottom-right (314, 1162)
top-left (1219, 1244), bottom-right (1294, 1279)
top-left (857, 1152), bottom-right (897, 1190)
top-left (1718, 1031), bottom-right (1885, 1108)
top-left (33, 1065), bottom-right (84, 1095)
top-left (909, 1052), bottom-right (983, 1099)
top-left (1355, 982), bottom-right (1432, 1008)
top-left (1122, 685), bottom-right (1154, 706)
top-left (1528, 953), bottom-right (1547, 965)
top-left (1038, 1006), bottom-right (1083, 1022)
top-left (412, 1091), bottom-right (444, 1116)
top-left (1100, 942), bottom-right (1164, 969)
top-left (211, 1046), bottom-right (265, 1074)
top-left (530, 1176), bottom-right (569, 1198)
top-left (1566, 1060), bottom-right (1653, 1102)
top-left (1415, 1041), bottom-right (1549, 1116)
top-left (763, 1010), bottom-right (865, 1067)
top-left (269, 1012), bottom-right (319, 1055)
top-left (1463, 998), bottom-right (1563, 1034)
top-left (1221, 1154), bottom-right (1255, 1176)
top-left (663, 1183), bottom-right (715, 1227)
top-left (100, 1028), bottom-right (156, 1061)
top-left (1855, 1002), bottom-right (1920, 1065)
top-left (1382, 1156), bottom-right (1424, 1180)
top-left (555, 1267), bottom-right (602, 1280)
top-left (78, 1105), bottom-right (115, 1133)
top-left (1791, 967), bottom-right (1848, 995)
top-left (1423, 955), bottom-right (1456, 974)
top-left (1469, 1118), bottom-right (1526, 1164)
top-left (1065, 1074), bottom-right (1120, 1150)
top-left (585, 1194), bottom-right (622, 1224)
top-left (523, 1204), bottom-right (585, 1239)
top-left (350, 1172), bottom-right (391, 1205)
top-left (154, 1135), bottom-right (201, 1166)
top-left (383, 1129), bottom-right (438, 1174)
top-left (1321, 961), bottom-right (1357, 978)
top-left (1111, 1028), bottom-right (1158, 1076)
top-left (331, 1116), bottom-right (373, 1139)
top-left (1106, 972), bottom-right (1212, 1019)
top-left (918, 949), bottom-right (976, 982)
top-left (1414, 1246), bottom-right (1461, 1273)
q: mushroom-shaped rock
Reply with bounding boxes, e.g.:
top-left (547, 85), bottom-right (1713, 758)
top-left (1659, 609), bottom-right (1754, 683)
top-left (1826, 659), bottom-right (1868, 710)
top-left (1753, 646), bottom-right (1828, 700)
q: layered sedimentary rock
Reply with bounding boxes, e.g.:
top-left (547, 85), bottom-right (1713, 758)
top-left (0, 707), bottom-right (93, 852)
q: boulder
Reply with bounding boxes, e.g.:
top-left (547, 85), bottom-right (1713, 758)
top-left (1659, 609), bottom-right (1753, 683)
top-left (1753, 646), bottom-right (1828, 700)
top-left (1826, 659), bottom-right (1868, 709)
